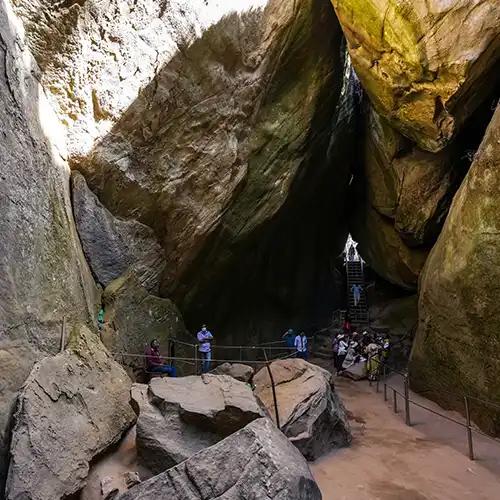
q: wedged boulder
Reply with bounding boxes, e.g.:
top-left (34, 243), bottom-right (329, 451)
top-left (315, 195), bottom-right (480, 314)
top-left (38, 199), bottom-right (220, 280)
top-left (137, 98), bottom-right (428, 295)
top-left (332, 0), bottom-right (500, 151)
top-left (364, 107), bottom-right (457, 247)
top-left (410, 105), bottom-right (500, 434)
top-left (72, 171), bottom-right (166, 292)
top-left (211, 362), bottom-right (255, 383)
top-left (352, 202), bottom-right (429, 290)
top-left (117, 418), bottom-right (322, 500)
top-left (100, 272), bottom-right (190, 376)
top-left (43, 0), bottom-right (343, 294)
top-left (6, 325), bottom-right (136, 500)
top-left (253, 359), bottom-right (351, 460)
top-left (342, 362), bottom-right (367, 381)
top-left (131, 375), bottom-right (266, 474)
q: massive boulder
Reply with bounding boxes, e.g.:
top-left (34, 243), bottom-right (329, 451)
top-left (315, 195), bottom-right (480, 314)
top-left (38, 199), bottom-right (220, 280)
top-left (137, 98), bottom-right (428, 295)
top-left (117, 418), bottom-right (322, 500)
top-left (72, 171), bottom-right (165, 292)
top-left (6, 325), bottom-right (135, 500)
top-left (331, 0), bottom-right (500, 151)
top-left (100, 272), bottom-right (191, 376)
top-left (131, 375), bottom-right (266, 474)
top-left (253, 359), bottom-right (351, 460)
top-left (0, 1), bottom-right (98, 487)
top-left (410, 104), bottom-right (500, 433)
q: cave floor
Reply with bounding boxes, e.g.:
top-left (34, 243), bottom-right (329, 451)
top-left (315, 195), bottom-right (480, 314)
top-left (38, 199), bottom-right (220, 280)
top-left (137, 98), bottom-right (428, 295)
top-left (310, 364), bottom-right (500, 500)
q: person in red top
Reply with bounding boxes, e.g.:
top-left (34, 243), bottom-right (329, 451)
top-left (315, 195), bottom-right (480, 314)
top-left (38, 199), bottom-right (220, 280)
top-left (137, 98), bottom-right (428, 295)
top-left (145, 339), bottom-right (176, 376)
top-left (343, 318), bottom-right (351, 335)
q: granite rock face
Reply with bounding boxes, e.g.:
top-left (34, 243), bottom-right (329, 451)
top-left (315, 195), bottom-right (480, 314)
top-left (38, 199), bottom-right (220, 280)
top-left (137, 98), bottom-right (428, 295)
top-left (12, 0), bottom-right (345, 295)
top-left (100, 272), bottom-right (190, 376)
top-left (0, 1), bottom-right (98, 487)
top-left (332, 0), bottom-right (500, 151)
top-left (6, 325), bottom-right (135, 500)
top-left (410, 105), bottom-right (500, 434)
top-left (131, 375), bottom-right (266, 474)
top-left (254, 359), bottom-right (351, 460)
top-left (117, 418), bottom-right (322, 500)
top-left (72, 171), bottom-right (165, 292)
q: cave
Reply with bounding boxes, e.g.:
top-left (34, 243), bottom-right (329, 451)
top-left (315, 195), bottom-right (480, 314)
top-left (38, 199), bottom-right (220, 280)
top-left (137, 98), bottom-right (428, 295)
top-left (1, 0), bottom-right (500, 497)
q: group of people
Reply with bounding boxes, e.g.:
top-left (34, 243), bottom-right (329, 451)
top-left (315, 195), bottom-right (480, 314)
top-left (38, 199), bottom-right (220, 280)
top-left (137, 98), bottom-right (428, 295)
top-left (145, 324), bottom-right (215, 376)
top-left (333, 325), bottom-right (390, 380)
top-left (282, 329), bottom-right (309, 359)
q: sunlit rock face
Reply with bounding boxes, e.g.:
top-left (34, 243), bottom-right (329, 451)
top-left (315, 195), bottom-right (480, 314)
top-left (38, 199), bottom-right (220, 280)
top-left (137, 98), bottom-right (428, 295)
top-left (12, 0), bottom-right (351, 338)
top-left (0, 0), bottom-right (98, 488)
top-left (331, 0), bottom-right (500, 152)
top-left (410, 105), bottom-right (500, 434)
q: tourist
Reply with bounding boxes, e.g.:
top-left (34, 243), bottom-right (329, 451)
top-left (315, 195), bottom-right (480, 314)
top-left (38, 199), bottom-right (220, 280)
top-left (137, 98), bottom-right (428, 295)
top-left (295, 331), bottom-right (308, 360)
top-left (335, 334), bottom-right (349, 374)
top-left (197, 324), bottom-right (213, 373)
top-left (351, 284), bottom-right (363, 306)
top-left (365, 342), bottom-right (381, 381)
top-left (282, 328), bottom-right (295, 349)
top-left (343, 316), bottom-right (352, 335)
top-left (97, 307), bottom-right (104, 330)
top-left (145, 339), bottom-right (176, 376)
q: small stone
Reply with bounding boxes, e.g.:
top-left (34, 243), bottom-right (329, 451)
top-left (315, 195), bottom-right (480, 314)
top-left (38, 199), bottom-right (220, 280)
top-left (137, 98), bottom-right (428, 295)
top-left (123, 471), bottom-right (141, 489)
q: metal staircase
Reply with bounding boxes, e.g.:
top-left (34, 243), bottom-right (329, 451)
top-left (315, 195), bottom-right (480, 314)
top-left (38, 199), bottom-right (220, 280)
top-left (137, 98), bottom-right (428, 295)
top-left (346, 260), bottom-right (369, 328)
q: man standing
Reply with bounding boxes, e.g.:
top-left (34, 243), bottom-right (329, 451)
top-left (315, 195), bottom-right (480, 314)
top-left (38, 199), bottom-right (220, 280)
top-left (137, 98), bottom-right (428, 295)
top-left (197, 324), bottom-right (213, 373)
top-left (294, 331), bottom-right (308, 360)
top-left (282, 328), bottom-right (295, 349)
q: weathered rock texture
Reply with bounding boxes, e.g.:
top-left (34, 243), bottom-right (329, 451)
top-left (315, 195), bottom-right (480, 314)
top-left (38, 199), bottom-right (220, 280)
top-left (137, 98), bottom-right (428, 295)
top-left (0, 1), bottom-right (98, 487)
top-left (254, 359), bottom-right (351, 460)
top-left (10, 0), bottom-right (346, 295)
top-left (410, 105), bottom-right (500, 433)
top-left (352, 202), bottom-right (429, 289)
top-left (131, 375), bottom-right (266, 474)
top-left (72, 171), bottom-right (165, 292)
top-left (101, 272), bottom-right (190, 376)
top-left (6, 325), bottom-right (135, 500)
top-left (332, 0), bottom-right (500, 151)
top-left (117, 418), bottom-right (322, 500)
top-left (211, 363), bottom-right (255, 384)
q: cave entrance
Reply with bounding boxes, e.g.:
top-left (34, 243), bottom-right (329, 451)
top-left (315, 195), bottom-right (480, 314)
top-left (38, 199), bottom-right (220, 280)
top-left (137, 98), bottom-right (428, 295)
top-left (342, 234), bottom-right (369, 329)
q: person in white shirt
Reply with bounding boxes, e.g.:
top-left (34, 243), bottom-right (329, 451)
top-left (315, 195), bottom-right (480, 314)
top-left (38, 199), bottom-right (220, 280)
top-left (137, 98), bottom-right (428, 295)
top-left (334, 334), bottom-right (349, 374)
top-left (294, 332), bottom-right (308, 360)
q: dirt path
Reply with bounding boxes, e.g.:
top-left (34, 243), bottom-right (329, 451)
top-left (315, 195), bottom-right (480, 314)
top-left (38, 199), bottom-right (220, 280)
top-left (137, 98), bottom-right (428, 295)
top-left (311, 375), bottom-right (500, 500)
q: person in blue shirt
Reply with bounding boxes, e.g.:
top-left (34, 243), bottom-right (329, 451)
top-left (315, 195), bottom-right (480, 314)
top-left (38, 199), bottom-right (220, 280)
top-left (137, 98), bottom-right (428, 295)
top-left (197, 324), bottom-right (214, 373)
top-left (282, 328), bottom-right (295, 349)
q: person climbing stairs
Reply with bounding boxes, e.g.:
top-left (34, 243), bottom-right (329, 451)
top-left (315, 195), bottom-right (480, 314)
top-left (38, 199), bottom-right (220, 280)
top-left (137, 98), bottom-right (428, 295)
top-left (346, 260), bottom-right (369, 329)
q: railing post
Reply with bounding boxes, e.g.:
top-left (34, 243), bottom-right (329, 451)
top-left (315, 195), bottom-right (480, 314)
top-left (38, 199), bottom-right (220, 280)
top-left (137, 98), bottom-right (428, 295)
top-left (393, 389), bottom-right (398, 413)
top-left (384, 382), bottom-right (387, 401)
top-left (239, 346), bottom-right (242, 362)
top-left (464, 396), bottom-right (474, 460)
top-left (194, 345), bottom-right (198, 375)
top-left (59, 316), bottom-right (66, 353)
top-left (263, 348), bottom-right (280, 429)
top-left (404, 375), bottom-right (411, 426)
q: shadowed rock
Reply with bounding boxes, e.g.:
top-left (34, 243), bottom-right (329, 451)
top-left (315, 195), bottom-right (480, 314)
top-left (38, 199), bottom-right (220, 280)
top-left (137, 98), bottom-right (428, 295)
top-left (72, 171), bottom-right (166, 292)
top-left (117, 418), bottom-right (322, 500)
top-left (254, 359), bottom-right (351, 460)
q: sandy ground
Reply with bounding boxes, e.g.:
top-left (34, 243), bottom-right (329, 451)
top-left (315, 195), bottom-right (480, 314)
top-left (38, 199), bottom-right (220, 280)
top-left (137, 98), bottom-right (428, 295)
top-left (311, 371), bottom-right (500, 500)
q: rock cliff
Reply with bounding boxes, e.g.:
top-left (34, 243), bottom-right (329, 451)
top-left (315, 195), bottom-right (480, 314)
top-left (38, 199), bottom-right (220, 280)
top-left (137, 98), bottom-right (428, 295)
top-left (0, 0), bottom-right (98, 488)
top-left (410, 105), bottom-right (500, 433)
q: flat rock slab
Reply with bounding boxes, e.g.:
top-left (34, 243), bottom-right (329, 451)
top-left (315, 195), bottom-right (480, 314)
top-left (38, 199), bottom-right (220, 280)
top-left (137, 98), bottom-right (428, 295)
top-left (6, 325), bottom-right (136, 500)
top-left (117, 418), bottom-right (322, 500)
top-left (210, 362), bottom-right (255, 383)
top-left (131, 374), bottom-right (265, 474)
top-left (254, 359), bottom-right (351, 460)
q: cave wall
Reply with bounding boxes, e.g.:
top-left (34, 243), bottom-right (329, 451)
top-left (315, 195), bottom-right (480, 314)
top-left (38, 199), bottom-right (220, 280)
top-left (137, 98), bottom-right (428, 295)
top-left (0, 0), bottom-right (98, 488)
top-left (410, 105), bottom-right (500, 433)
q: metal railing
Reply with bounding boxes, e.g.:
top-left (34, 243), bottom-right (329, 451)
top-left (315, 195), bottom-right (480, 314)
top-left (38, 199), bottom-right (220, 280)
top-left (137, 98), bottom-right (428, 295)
top-left (371, 363), bottom-right (500, 461)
